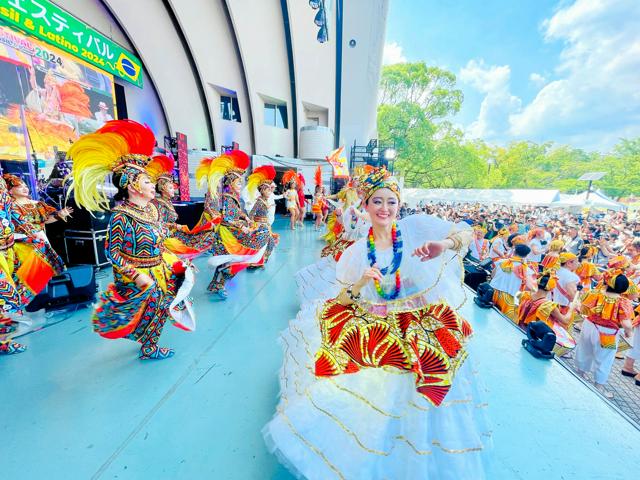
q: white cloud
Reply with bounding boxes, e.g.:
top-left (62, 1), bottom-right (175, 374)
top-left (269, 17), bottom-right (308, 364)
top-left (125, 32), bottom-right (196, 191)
top-left (459, 59), bottom-right (522, 141)
top-left (382, 41), bottom-right (407, 65)
top-left (509, 0), bottom-right (640, 150)
top-left (529, 73), bottom-right (547, 88)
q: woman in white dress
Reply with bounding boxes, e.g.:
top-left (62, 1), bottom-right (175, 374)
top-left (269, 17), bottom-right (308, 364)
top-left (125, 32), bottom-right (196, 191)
top-left (264, 167), bottom-right (491, 480)
top-left (295, 185), bottom-right (369, 305)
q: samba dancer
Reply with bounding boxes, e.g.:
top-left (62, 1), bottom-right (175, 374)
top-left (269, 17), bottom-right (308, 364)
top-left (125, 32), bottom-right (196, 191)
top-left (4, 174), bottom-right (74, 241)
top-left (149, 156), bottom-right (218, 252)
top-left (198, 152), bottom-right (271, 298)
top-left (247, 165), bottom-right (279, 267)
top-left (3, 174), bottom-right (68, 278)
top-left (0, 176), bottom-right (65, 355)
top-left (282, 171), bottom-right (300, 231)
top-left (265, 167), bottom-right (490, 479)
top-left (68, 120), bottom-right (195, 360)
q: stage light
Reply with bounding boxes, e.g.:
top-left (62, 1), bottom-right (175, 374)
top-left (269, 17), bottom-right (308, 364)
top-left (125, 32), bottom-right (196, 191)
top-left (384, 148), bottom-right (397, 160)
top-left (309, 0), bottom-right (321, 9)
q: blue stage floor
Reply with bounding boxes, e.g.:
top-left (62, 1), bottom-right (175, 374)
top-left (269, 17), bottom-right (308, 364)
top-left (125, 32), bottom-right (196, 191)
top-left (2, 219), bottom-right (639, 479)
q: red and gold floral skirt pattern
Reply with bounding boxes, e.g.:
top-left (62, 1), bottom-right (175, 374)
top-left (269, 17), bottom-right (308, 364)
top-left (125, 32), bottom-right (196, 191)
top-left (314, 298), bottom-right (473, 407)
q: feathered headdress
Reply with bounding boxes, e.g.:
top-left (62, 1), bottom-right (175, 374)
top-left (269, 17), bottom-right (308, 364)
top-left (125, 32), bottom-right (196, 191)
top-left (147, 155), bottom-right (175, 185)
top-left (246, 164), bottom-right (276, 201)
top-left (68, 120), bottom-right (160, 212)
top-left (297, 173), bottom-right (306, 187)
top-left (195, 150), bottom-right (250, 196)
top-left (315, 165), bottom-right (322, 187)
top-left (360, 167), bottom-right (400, 201)
top-left (282, 169), bottom-right (298, 187)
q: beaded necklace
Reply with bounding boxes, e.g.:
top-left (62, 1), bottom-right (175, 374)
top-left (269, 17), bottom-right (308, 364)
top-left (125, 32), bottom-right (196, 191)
top-left (367, 223), bottom-right (403, 300)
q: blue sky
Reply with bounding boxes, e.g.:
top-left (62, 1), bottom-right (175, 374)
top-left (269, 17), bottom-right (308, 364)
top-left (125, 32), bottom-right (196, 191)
top-left (384, 0), bottom-right (640, 152)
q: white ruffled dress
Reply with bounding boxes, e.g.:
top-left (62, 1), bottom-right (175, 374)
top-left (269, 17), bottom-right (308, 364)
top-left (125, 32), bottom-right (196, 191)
top-left (264, 214), bottom-right (491, 480)
top-left (295, 206), bottom-right (370, 304)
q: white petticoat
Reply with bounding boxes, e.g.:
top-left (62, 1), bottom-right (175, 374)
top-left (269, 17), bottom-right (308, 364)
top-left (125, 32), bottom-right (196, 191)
top-left (294, 256), bottom-right (340, 305)
top-left (263, 301), bottom-right (492, 480)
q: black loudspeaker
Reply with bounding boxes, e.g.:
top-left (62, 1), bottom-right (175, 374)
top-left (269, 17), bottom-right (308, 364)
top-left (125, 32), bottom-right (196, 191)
top-left (474, 282), bottom-right (495, 309)
top-left (26, 265), bottom-right (97, 312)
top-left (464, 262), bottom-right (489, 291)
top-left (522, 321), bottom-right (556, 359)
top-left (63, 195), bottom-right (113, 231)
top-left (64, 229), bottom-right (109, 267)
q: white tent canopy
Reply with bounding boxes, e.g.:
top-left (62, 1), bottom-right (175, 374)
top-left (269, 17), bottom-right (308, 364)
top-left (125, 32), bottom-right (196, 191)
top-left (403, 188), bottom-right (561, 207)
top-left (551, 190), bottom-right (626, 211)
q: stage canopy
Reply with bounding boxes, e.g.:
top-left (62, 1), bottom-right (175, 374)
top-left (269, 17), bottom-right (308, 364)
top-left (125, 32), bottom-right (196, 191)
top-left (403, 188), bottom-right (561, 207)
top-left (551, 190), bottom-right (627, 211)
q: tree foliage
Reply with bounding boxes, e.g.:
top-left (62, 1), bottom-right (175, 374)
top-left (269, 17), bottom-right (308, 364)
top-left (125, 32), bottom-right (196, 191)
top-left (378, 62), bottom-right (640, 198)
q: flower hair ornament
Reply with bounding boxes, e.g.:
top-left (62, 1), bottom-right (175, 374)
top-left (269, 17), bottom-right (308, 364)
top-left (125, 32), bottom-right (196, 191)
top-left (360, 167), bottom-right (401, 201)
top-left (195, 150), bottom-right (250, 197)
top-left (67, 120), bottom-right (165, 212)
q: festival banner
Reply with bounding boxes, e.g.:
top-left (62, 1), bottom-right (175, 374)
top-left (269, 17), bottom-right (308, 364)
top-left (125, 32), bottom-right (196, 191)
top-left (0, 24), bottom-right (116, 169)
top-left (326, 146), bottom-right (350, 178)
top-left (176, 132), bottom-right (190, 201)
top-left (0, 0), bottom-right (143, 87)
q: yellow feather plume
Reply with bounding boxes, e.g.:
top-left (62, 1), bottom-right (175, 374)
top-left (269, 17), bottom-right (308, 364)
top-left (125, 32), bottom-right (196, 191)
top-left (196, 157), bottom-right (213, 189)
top-left (67, 132), bottom-right (129, 212)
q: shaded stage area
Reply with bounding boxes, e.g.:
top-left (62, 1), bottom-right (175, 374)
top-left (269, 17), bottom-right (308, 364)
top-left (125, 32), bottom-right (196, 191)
top-left (2, 219), bottom-right (639, 479)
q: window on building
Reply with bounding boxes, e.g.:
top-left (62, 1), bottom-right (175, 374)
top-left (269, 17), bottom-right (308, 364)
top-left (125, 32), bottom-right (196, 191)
top-left (264, 102), bottom-right (288, 129)
top-left (220, 95), bottom-right (241, 122)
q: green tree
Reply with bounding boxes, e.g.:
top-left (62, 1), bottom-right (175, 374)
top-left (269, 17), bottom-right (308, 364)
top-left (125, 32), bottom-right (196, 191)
top-left (378, 62), bottom-right (640, 197)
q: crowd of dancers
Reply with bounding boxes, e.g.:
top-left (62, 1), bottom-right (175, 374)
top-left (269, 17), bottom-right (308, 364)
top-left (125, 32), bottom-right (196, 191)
top-left (7, 119), bottom-right (638, 478)
top-left (413, 202), bottom-right (640, 399)
top-left (0, 120), bottom-right (279, 359)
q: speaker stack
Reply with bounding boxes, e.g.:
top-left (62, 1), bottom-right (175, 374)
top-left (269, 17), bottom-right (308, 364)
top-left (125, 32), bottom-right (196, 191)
top-left (63, 197), bottom-right (112, 268)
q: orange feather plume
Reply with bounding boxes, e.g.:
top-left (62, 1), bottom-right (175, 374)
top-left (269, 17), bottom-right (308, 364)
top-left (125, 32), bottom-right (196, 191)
top-left (282, 170), bottom-right (297, 186)
top-left (146, 155), bottom-right (174, 183)
top-left (315, 165), bottom-right (322, 187)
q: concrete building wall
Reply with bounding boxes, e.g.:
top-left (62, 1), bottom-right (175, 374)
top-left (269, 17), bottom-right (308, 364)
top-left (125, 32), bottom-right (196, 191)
top-left (226, 0), bottom-right (293, 157)
top-left (340, 0), bottom-right (388, 150)
top-left (39, 0), bottom-right (388, 158)
top-left (169, 0), bottom-right (254, 153)
top-left (105, 0), bottom-right (211, 149)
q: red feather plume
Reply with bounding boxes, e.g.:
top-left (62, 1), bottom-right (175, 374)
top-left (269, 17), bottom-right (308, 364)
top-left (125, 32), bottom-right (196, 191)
top-left (315, 165), bottom-right (322, 187)
top-left (97, 119), bottom-right (156, 156)
top-left (227, 150), bottom-right (251, 171)
top-left (253, 164), bottom-right (276, 181)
